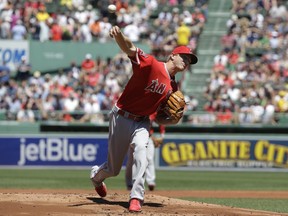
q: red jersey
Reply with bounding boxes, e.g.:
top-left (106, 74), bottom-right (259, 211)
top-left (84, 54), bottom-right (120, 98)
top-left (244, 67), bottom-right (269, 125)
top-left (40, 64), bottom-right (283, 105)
top-left (117, 48), bottom-right (178, 116)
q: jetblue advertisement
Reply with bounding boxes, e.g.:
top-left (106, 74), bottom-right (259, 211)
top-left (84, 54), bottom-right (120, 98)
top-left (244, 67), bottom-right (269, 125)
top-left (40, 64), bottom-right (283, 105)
top-left (0, 136), bottom-right (108, 166)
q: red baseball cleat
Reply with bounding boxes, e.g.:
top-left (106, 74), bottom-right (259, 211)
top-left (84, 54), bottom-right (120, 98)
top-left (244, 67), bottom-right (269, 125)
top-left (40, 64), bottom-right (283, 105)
top-left (90, 165), bottom-right (107, 198)
top-left (129, 198), bottom-right (142, 212)
top-left (95, 182), bottom-right (107, 197)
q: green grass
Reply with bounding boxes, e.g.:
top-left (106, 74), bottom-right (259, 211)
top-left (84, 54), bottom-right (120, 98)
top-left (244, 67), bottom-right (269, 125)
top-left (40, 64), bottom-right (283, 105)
top-left (155, 170), bottom-right (288, 191)
top-left (1, 170), bottom-right (288, 190)
top-left (183, 198), bottom-right (288, 214)
top-left (1, 169), bottom-right (288, 213)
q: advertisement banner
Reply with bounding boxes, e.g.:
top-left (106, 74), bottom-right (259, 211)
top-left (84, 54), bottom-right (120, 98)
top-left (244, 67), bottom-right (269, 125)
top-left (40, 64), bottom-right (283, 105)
top-left (1, 134), bottom-right (288, 170)
top-left (0, 40), bottom-right (29, 72)
top-left (0, 135), bottom-right (108, 166)
top-left (160, 138), bottom-right (288, 169)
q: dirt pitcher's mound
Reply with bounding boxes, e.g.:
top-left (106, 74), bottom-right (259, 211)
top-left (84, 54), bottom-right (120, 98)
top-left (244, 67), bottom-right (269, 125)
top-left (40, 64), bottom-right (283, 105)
top-left (0, 191), bottom-right (287, 216)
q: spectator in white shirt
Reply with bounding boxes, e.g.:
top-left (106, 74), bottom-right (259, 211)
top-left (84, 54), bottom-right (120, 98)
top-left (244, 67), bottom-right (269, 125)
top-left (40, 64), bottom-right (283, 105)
top-left (11, 19), bottom-right (27, 40)
top-left (123, 21), bottom-right (140, 42)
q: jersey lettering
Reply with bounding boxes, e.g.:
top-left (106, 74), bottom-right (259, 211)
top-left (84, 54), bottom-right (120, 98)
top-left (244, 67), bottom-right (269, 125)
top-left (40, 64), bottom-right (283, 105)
top-left (145, 79), bottom-right (167, 94)
top-left (156, 83), bottom-right (166, 94)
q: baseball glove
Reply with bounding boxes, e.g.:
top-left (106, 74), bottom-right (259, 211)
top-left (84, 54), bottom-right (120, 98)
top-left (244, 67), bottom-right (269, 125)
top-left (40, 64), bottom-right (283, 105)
top-left (155, 90), bottom-right (186, 125)
top-left (151, 136), bottom-right (163, 148)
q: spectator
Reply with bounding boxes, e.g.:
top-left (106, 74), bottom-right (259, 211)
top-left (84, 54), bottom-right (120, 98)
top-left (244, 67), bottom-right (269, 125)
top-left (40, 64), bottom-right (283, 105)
top-left (62, 92), bottom-right (79, 122)
top-left (63, 16), bottom-right (76, 40)
top-left (227, 48), bottom-right (240, 70)
top-left (81, 53), bottom-right (96, 74)
top-left (221, 30), bottom-right (237, 51)
top-left (36, 5), bottom-right (50, 22)
top-left (84, 69), bottom-right (103, 89)
top-left (39, 19), bottom-right (50, 42)
top-left (67, 61), bottom-right (81, 80)
top-left (17, 102), bottom-right (35, 122)
top-left (74, 5), bottom-right (88, 25)
top-left (0, 61), bottom-right (10, 83)
top-left (30, 18), bottom-right (41, 40)
top-left (158, 7), bottom-right (172, 25)
top-left (53, 68), bottom-right (68, 86)
top-left (6, 95), bottom-right (21, 120)
top-left (182, 10), bottom-right (192, 25)
top-left (60, 0), bottom-right (73, 10)
top-left (82, 95), bottom-right (102, 123)
top-left (176, 22), bottom-right (191, 46)
top-left (28, 71), bottom-right (44, 87)
top-left (269, 31), bottom-right (282, 50)
top-left (86, 4), bottom-right (97, 25)
top-left (79, 20), bottom-right (93, 43)
top-left (60, 83), bottom-right (74, 98)
top-left (0, 82), bottom-right (6, 98)
top-left (105, 72), bottom-right (120, 95)
top-left (0, 16), bottom-right (12, 39)
top-left (250, 101), bottom-right (265, 123)
top-left (0, 1), bottom-right (13, 20)
top-left (98, 17), bottom-right (112, 43)
top-left (11, 19), bottom-right (27, 40)
top-left (238, 105), bottom-right (254, 124)
top-left (0, 0), bottom-right (8, 12)
top-left (185, 95), bottom-right (199, 111)
top-left (90, 18), bottom-right (101, 39)
top-left (72, 0), bottom-right (84, 9)
top-left (262, 100), bottom-right (276, 124)
top-left (50, 20), bottom-right (63, 41)
top-left (10, 8), bottom-right (20, 29)
top-left (145, 0), bottom-right (158, 11)
top-left (123, 21), bottom-right (141, 42)
top-left (15, 56), bottom-right (32, 81)
top-left (116, 8), bottom-right (132, 28)
top-left (216, 106), bottom-right (233, 124)
top-left (214, 49), bottom-right (228, 67)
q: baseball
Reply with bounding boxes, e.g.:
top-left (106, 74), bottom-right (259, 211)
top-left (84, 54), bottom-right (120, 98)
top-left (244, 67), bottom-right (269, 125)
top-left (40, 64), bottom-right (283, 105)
top-left (108, 4), bottom-right (116, 13)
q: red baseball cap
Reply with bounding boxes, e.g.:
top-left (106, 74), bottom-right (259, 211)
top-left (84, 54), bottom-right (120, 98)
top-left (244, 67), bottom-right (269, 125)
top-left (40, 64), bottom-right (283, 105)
top-left (171, 46), bottom-right (198, 64)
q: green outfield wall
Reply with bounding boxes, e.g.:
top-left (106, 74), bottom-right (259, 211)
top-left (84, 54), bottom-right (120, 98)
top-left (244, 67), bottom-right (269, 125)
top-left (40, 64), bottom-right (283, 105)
top-left (29, 41), bottom-right (150, 73)
top-left (0, 40), bottom-right (150, 74)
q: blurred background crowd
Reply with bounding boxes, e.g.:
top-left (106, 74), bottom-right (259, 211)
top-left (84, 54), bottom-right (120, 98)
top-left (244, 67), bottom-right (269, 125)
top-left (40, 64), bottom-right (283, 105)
top-left (0, 0), bottom-right (287, 126)
top-left (202, 0), bottom-right (288, 125)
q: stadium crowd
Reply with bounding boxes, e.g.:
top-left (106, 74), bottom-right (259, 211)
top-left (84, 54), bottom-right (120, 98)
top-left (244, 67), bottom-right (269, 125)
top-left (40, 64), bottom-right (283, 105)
top-left (2, 0), bottom-right (287, 126)
top-left (0, 0), bottom-right (208, 123)
top-left (201, 0), bottom-right (288, 125)
top-left (0, 0), bottom-right (288, 124)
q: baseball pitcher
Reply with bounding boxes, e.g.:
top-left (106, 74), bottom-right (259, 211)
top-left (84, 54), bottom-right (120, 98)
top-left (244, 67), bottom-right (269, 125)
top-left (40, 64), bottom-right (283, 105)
top-left (90, 25), bottom-right (198, 213)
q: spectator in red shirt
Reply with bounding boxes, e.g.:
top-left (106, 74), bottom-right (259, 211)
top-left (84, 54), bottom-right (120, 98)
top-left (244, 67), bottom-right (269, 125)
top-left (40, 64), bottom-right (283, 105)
top-left (59, 83), bottom-right (74, 98)
top-left (228, 48), bottom-right (240, 70)
top-left (50, 20), bottom-right (63, 41)
top-left (221, 30), bottom-right (237, 51)
top-left (192, 7), bottom-right (206, 24)
top-left (81, 53), bottom-right (96, 74)
top-left (216, 104), bottom-right (233, 124)
top-left (84, 70), bottom-right (102, 88)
